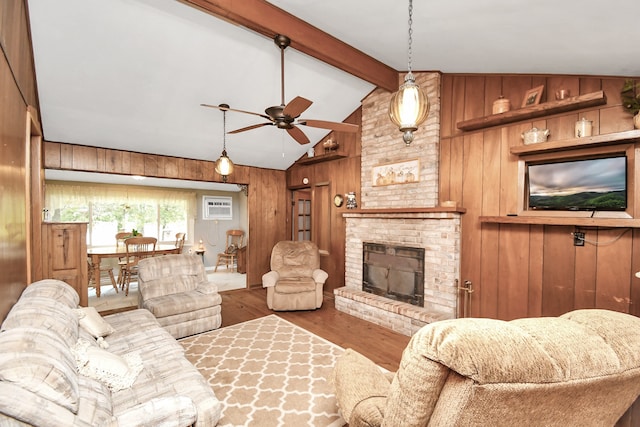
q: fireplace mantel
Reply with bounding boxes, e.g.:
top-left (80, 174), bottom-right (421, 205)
top-left (343, 206), bottom-right (465, 218)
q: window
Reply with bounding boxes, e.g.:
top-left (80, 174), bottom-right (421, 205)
top-left (45, 182), bottom-right (196, 246)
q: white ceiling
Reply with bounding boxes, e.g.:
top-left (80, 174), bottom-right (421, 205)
top-left (28, 0), bottom-right (639, 181)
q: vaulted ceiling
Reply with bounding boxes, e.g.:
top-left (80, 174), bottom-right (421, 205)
top-left (28, 0), bottom-right (638, 179)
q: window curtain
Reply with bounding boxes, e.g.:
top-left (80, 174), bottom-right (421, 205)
top-left (44, 180), bottom-right (197, 245)
top-left (45, 181), bottom-right (197, 218)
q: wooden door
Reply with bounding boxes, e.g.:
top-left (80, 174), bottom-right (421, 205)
top-left (292, 190), bottom-right (312, 241)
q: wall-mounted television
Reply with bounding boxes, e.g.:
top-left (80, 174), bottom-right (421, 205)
top-left (527, 155), bottom-right (627, 211)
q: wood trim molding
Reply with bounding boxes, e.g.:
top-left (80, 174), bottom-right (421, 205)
top-left (179, 0), bottom-right (399, 92)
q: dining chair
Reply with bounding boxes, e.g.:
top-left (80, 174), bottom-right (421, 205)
top-left (87, 257), bottom-right (117, 297)
top-left (214, 229), bottom-right (245, 272)
top-left (115, 231), bottom-right (132, 287)
top-left (121, 236), bottom-right (157, 296)
top-left (115, 231), bottom-right (131, 247)
top-left (174, 232), bottom-right (186, 253)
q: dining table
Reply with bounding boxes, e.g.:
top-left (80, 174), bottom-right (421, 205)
top-left (87, 244), bottom-right (180, 297)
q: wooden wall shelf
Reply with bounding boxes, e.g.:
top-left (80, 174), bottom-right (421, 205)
top-left (480, 215), bottom-right (640, 228)
top-left (298, 153), bottom-right (346, 165)
top-left (510, 130), bottom-right (640, 156)
top-left (343, 206), bottom-right (466, 215)
top-left (456, 90), bottom-right (607, 131)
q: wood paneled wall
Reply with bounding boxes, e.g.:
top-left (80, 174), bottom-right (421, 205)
top-left (43, 141), bottom-right (288, 287)
top-left (441, 75), bottom-right (640, 424)
top-left (286, 108), bottom-right (362, 295)
top-left (440, 74), bottom-right (640, 320)
top-left (0, 0), bottom-right (40, 321)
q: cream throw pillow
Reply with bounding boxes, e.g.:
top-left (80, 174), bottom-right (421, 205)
top-left (71, 339), bottom-right (143, 392)
top-left (74, 307), bottom-right (115, 338)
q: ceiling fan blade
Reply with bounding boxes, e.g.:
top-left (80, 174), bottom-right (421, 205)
top-left (286, 125), bottom-right (310, 145)
top-left (283, 96), bottom-right (312, 118)
top-left (299, 119), bottom-right (359, 133)
top-left (228, 122), bottom-right (273, 134)
top-left (200, 104), bottom-right (271, 121)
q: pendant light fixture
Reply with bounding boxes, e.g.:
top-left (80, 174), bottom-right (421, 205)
top-left (388, 0), bottom-right (429, 145)
top-left (215, 104), bottom-right (234, 182)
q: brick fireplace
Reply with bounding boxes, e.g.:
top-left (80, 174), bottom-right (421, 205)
top-left (333, 72), bottom-right (464, 336)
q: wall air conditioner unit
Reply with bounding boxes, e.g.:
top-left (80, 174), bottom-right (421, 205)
top-left (203, 196), bottom-right (232, 220)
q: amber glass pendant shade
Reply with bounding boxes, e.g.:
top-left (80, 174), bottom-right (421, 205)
top-left (388, 73), bottom-right (429, 144)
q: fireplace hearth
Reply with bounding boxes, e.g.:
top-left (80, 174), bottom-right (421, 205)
top-left (363, 242), bottom-right (425, 307)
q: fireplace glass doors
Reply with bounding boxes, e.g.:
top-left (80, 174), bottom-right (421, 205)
top-left (362, 242), bottom-right (425, 307)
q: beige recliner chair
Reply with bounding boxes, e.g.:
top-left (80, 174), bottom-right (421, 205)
top-left (333, 309), bottom-right (640, 427)
top-left (137, 254), bottom-right (222, 339)
top-left (262, 240), bottom-right (328, 311)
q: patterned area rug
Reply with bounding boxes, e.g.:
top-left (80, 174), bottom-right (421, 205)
top-left (180, 315), bottom-right (346, 427)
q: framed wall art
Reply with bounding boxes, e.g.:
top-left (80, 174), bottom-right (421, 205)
top-left (522, 85), bottom-right (544, 107)
top-left (372, 159), bottom-right (420, 186)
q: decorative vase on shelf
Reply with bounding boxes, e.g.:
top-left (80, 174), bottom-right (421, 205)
top-left (634, 112), bottom-right (640, 130)
top-left (492, 96), bottom-right (511, 114)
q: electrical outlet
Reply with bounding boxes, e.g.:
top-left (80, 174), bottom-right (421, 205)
top-left (573, 232), bottom-right (585, 246)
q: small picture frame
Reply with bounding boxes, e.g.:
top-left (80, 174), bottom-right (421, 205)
top-left (522, 85), bottom-right (544, 107)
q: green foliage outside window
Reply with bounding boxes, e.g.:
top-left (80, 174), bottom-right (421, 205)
top-left (45, 184), bottom-right (193, 247)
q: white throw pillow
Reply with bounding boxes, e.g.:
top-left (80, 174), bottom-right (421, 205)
top-left (74, 307), bottom-right (115, 338)
top-left (71, 339), bottom-right (143, 392)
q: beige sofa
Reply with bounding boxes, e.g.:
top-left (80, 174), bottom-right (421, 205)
top-left (0, 279), bottom-right (221, 426)
top-left (137, 254), bottom-right (222, 339)
top-left (333, 309), bottom-right (640, 427)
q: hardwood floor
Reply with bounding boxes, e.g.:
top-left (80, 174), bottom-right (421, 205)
top-left (221, 287), bottom-right (411, 371)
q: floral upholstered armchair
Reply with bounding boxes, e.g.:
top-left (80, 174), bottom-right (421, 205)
top-left (262, 240), bottom-right (328, 311)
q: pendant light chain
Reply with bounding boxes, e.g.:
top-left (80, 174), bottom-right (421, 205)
top-left (222, 108), bottom-right (227, 151)
top-left (407, 0), bottom-right (413, 74)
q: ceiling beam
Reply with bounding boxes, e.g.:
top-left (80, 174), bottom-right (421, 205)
top-left (179, 0), bottom-right (399, 92)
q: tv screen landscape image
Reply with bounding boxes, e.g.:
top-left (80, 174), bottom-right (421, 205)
top-left (528, 156), bottom-right (627, 211)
